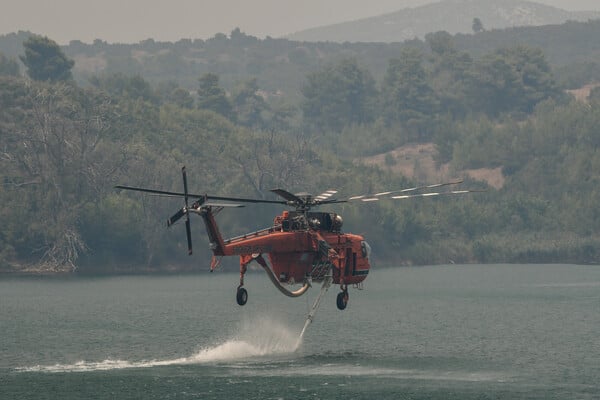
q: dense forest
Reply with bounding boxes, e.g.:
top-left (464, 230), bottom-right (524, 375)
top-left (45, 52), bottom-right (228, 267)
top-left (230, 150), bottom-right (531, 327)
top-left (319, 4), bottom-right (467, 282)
top-left (2, 19), bottom-right (600, 99)
top-left (1, 22), bottom-right (599, 274)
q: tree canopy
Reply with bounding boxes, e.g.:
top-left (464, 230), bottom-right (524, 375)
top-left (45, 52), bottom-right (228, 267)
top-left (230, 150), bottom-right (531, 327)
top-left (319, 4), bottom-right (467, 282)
top-left (197, 73), bottom-right (233, 119)
top-left (0, 52), bottom-right (19, 76)
top-left (302, 58), bottom-right (377, 132)
top-left (467, 46), bottom-right (561, 116)
top-left (381, 47), bottom-right (437, 125)
top-left (19, 35), bottom-right (74, 81)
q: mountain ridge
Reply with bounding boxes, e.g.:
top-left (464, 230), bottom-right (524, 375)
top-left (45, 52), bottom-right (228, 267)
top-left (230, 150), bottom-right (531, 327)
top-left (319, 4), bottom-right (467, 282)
top-left (286, 0), bottom-right (600, 42)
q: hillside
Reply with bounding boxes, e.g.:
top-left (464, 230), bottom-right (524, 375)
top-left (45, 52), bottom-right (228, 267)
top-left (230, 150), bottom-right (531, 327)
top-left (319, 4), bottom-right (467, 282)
top-left (356, 143), bottom-right (505, 189)
top-left (2, 18), bottom-right (600, 98)
top-left (286, 0), bottom-right (600, 43)
top-left (3, 16), bottom-right (600, 272)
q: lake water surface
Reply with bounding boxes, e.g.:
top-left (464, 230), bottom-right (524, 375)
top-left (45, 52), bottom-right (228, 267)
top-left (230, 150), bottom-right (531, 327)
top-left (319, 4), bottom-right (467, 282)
top-left (2, 264), bottom-right (599, 399)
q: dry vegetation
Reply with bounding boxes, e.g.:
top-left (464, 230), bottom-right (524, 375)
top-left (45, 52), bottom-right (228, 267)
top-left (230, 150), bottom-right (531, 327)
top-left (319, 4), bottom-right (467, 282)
top-left (357, 143), bottom-right (505, 189)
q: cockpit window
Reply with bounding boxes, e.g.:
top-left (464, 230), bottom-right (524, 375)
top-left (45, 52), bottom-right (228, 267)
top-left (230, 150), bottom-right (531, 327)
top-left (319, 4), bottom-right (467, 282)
top-left (361, 241), bottom-right (372, 260)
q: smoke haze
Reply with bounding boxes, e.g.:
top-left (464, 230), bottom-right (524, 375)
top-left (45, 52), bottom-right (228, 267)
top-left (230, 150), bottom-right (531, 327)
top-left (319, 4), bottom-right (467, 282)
top-left (1, 0), bottom-right (599, 44)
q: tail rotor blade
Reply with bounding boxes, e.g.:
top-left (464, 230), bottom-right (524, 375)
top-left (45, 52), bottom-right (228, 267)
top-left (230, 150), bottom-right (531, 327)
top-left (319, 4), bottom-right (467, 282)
top-left (182, 166), bottom-right (193, 255)
top-left (167, 208), bottom-right (185, 227)
top-left (185, 218), bottom-right (193, 255)
top-left (182, 166), bottom-right (190, 210)
top-left (166, 167), bottom-right (195, 254)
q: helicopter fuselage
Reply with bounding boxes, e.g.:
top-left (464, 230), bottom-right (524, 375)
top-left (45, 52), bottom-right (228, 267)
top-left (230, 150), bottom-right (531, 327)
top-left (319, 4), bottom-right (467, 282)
top-left (202, 209), bottom-right (371, 287)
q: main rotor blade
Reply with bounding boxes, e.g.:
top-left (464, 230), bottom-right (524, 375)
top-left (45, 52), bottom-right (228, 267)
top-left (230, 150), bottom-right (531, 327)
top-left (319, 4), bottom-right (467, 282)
top-left (313, 199), bottom-right (348, 205)
top-left (376, 179), bottom-right (464, 197)
top-left (206, 196), bottom-right (286, 205)
top-left (356, 189), bottom-right (485, 202)
top-left (314, 189), bottom-right (338, 201)
top-left (115, 185), bottom-right (185, 197)
top-left (348, 180), bottom-right (464, 201)
top-left (203, 202), bottom-right (245, 208)
top-left (115, 185), bottom-right (287, 205)
top-left (270, 188), bottom-right (304, 204)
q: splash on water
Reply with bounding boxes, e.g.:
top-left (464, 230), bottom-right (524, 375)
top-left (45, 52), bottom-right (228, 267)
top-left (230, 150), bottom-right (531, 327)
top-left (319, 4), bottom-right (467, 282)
top-left (296, 317), bottom-right (312, 349)
top-left (191, 316), bottom-right (302, 363)
top-left (17, 316), bottom-right (302, 373)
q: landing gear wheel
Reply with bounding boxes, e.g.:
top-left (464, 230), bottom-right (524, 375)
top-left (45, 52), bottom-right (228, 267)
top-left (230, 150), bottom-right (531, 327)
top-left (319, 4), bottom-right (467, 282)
top-left (236, 287), bottom-right (248, 306)
top-left (336, 291), bottom-right (348, 310)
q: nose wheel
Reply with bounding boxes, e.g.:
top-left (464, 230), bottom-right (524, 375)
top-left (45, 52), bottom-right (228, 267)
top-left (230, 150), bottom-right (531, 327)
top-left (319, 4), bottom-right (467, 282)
top-left (236, 286), bottom-right (248, 306)
top-left (336, 288), bottom-right (349, 310)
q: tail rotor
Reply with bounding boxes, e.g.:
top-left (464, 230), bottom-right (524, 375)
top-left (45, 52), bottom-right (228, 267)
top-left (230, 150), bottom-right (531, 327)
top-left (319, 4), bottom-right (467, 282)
top-left (166, 166), bottom-right (194, 255)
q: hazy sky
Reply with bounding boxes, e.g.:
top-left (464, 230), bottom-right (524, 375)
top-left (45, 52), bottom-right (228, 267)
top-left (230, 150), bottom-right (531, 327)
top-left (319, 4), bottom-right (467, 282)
top-left (1, 0), bottom-right (599, 44)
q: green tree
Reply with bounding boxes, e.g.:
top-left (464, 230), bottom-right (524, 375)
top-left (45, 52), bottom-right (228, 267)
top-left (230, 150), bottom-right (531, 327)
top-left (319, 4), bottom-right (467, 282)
top-left (472, 18), bottom-right (485, 33)
top-left (0, 52), bottom-right (19, 76)
top-left (229, 27), bottom-right (259, 46)
top-left (197, 73), bottom-right (233, 119)
top-left (426, 31), bottom-right (455, 57)
top-left (90, 73), bottom-right (158, 103)
top-left (1, 80), bottom-right (120, 270)
top-left (157, 81), bottom-right (194, 109)
top-left (302, 57), bottom-right (377, 132)
top-left (231, 78), bottom-right (268, 128)
top-left (467, 46), bottom-right (561, 116)
top-left (381, 47), bottom-right (437, 129)
top-left (426, 32), bottom-right (473, 118)
top-left (262, 102), bottom-right (297, 133)
top-left (19, 35), bottom-right (74, 81)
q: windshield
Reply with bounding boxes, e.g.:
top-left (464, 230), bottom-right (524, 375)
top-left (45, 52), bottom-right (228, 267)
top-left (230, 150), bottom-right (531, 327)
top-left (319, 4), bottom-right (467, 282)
top-left (361, 241), bottom-right (372, 261)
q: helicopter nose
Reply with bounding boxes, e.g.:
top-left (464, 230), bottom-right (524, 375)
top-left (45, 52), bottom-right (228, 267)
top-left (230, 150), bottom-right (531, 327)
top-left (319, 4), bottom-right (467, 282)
top-left (361, 240), bottom-right (372, 261)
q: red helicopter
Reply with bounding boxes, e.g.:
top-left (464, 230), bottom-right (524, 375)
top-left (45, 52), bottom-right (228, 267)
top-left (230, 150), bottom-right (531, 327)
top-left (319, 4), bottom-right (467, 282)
top-left (116, 167), bottom-right (479, 311)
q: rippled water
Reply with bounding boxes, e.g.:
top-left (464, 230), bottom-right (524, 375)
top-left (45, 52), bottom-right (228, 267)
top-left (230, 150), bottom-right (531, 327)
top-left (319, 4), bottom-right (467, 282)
top-left (2, 264), bottom-right (599, 399)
